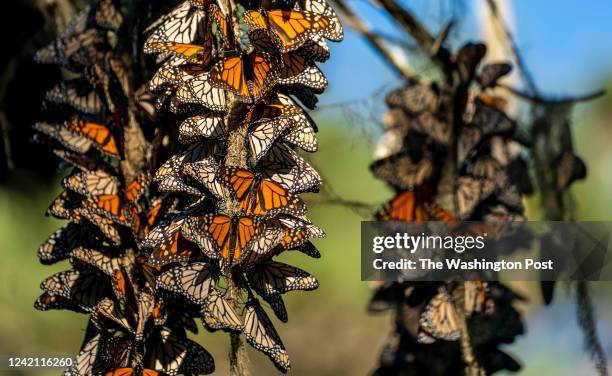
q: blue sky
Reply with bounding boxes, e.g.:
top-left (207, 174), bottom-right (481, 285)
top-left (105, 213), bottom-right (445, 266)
top-left (319, 0), bottom-right (612, 106)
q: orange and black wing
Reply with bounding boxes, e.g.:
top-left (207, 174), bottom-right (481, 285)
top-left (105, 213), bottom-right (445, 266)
top-left (376, 191), bottom-right (429, 222)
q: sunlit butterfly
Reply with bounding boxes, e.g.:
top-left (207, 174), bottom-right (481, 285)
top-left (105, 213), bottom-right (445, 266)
top-left (209, 52), bottom-right (277, 103)
top-left (219, 166), bottom-right (307, 217)
top-left (244, 7), bottom-right (340, 53)
top-left (189, 213), bottom-right (263, 266)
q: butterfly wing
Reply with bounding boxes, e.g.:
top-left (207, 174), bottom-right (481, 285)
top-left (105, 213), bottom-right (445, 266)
top-left (243, 299), bottom-right (290, 372)
top-left (201, 288), bottom-right (243, 332)
top-left (157, 262), bottom-right (217, 304)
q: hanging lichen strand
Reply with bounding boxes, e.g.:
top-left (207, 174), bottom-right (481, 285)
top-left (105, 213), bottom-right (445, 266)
top-left (32, 1), bottom-right (215, 375)
top-left (369, 43), bottom-right (531, 375)
top-left (142, 0), bottom-right (342, 372)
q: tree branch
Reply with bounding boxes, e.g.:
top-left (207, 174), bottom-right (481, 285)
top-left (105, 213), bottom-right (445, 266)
top-left (333, 0), bottom-right (413, 80)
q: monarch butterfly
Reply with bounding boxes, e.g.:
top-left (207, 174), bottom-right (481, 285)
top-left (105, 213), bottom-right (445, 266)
top-left (477, 62), bottom-right (512, 89)
top-left (149, 230), bottom-right (199, 268)
top-left (144, 37), bottom-right (212, 64)
top-left (73, 207), bottom-right (123, 245)
top-left (496, 184), bottom-right (524, 213)
top-left (92, 298), bottom-right (134, 335)
top-left (182, 158), bottom-right (228, 199)
top-left (418, 282), bottom-right (493, 344)
top-left (148, 63), bottom-right (188, 94)
top-left (191, 213), bottom-right (263, 266)
top-left (45, 79), bottom-right (103, 114)
top-left (201, 288), bottom-right (243, 332)
top-left (469, 155), bottom-right (503, 183)
top-left (143, 198), bottom-right (171, 235)
top-left (144, 13), bottom-right (214, 67)
top-left (266, 215), bottom-right (324, 250)
top-left (176, 71), bottom-right (227, 111)
top-left (47, 190), bottom-right (82, 220)
top-left (264, 292), bottom-right (290, 322)
top-left (456, 176), bottom-right (496, 218)
top-left (299, 33), bottom-right (331, 62)
top-left (93, 292), bottom-right (155, 342)
top-left (467, 210), bottom-right (526, 238)
top-left (244, 299), bottom-right (290, 372)
top-left (71, 247), bottom-right (122, 277)
top-left (376, 190), bottom-right (454, 223)
top-left (240, 227), bottom-right (284, 266)
top-left (370, 152), bottom-right (434, 190)
top-left (63, 169), bottom-right (120, 197)
top-left (278, 52), bottom-right (328, 91)
top-left (244, 9), bottom-right (338, 53)
top-left (247, 261), bottom-right (318, 297)
top-left (258, 142), bottom-right (322, 193)
top-left (457, 125), bottom-right (484, 166)
top-left (556, 150), bottom-right (586, 191)
top-left (34, 122), bottom-right (97, 155)
top-left (178, 114), bottom-right (225, 143)
top-left (162, 142), bottom-right (221, 187)
top-left (35, 29), bottom-right (107, 69)
top-left (304, 0), bottom-right (343, 39)
top-left (210, 3), bottom-right (236, 50)
top-left (104, 369), bottom-right (159, 376)
top-left (293, 240), bottom-right (321, 258)
top-left (145, 0), bottom-right (206, 44)
top-left (81, 194), bottom-right (138, 229)
top-left (209, 52), bottom-right (278, 103)
top-left (154, 154), bottom-right (200, 195)
top-left (40, 269), bottom-right (112, 311)
top-left (385, 84), bottom-right (438, 114)
top-left (456, 42), bottom-right (486, 83)
top-left (464, 280), bottom-right (494, 315)
top-left (417, 286), bottom-right (461, 344)
top-left (157, 262), bottom-right (217, 304)
top-left (410, 112), bottom-right (451, 145)
top-left (476, 93), bottom-right (508, 109)
top-left (245, 99), bottom-right (302, 162)
top-left (64, 118), bottom-right (120, 156)
top-left (54, 149), bottom-right (108, 173)
top-left (219, 166), bottom-right (307, 217)
top-left (38, 222), bottom-right (89, 265)
top-left (94, 0), bottom-right (123, 31)
top-left (110, 269), bottom-right (139, 307)
top-left (145, 328), bottom-right (215, 375)
top-left (65, 333), bottom-right (107, 376)
top-left (281, 110), bottom-right (318, 152)
top-left (471, 100), bottom-right (516, 136)
top-left (34, 291), bottom-right (85, 312)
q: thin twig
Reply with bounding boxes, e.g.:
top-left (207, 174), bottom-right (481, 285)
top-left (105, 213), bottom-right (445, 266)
top-left (501, 84), bottom-right (605, 105)
top-left (333, 0), bottom-right (413, 80)
top-left (484, 0), bottom-right (538, 95)
top-left (577, 282), bottom-right (609, 376)
top-left (373, 0), bottom-right (435, 51)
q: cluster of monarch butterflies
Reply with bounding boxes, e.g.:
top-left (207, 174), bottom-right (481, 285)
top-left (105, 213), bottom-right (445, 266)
top-left (369, 42), bottom-right (531, 376)
top-left (139, 0), bottom-right (342, 372)
top-left (31, 1), bottom-right (220, 375)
